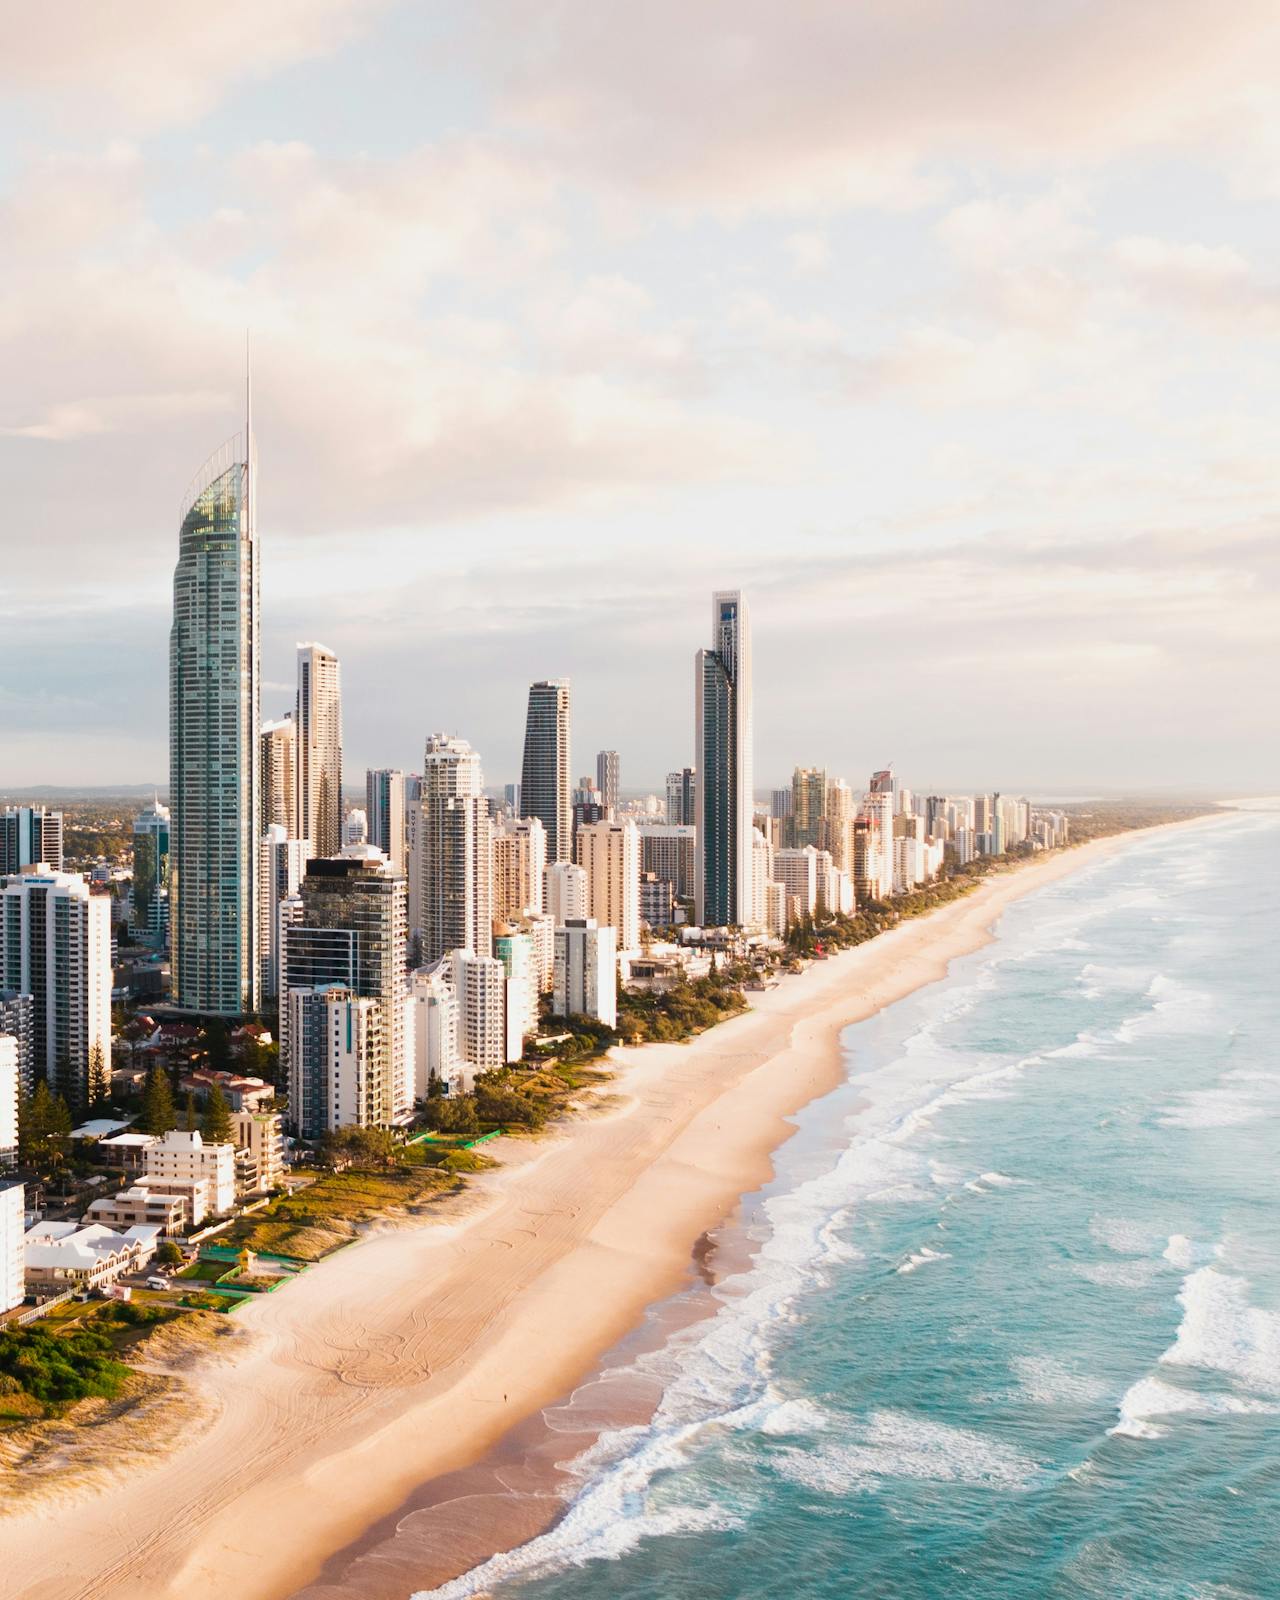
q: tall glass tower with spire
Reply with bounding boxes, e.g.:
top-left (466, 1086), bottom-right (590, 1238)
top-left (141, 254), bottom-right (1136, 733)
top-left (694, 589), bottom-right (753, 928)
top-left (169, 385), bottom-right (260, 1016)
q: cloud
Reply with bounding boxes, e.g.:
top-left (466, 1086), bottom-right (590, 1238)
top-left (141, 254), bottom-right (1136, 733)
top-left (481, 0), bottom-right (1280, 210)
top-left (0, 1), bottom-right (385, 131)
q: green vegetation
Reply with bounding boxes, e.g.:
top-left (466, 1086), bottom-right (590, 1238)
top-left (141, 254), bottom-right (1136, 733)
top-left (141, 1064), bottom-right (176, 1135)
top-left (17, 1079), bottom-right (73, 1169)
top-left (223, 1167), bottom-right (455, 1260)
top-left (0, 1324), bottom-right (129, 1418)
top-left (200, 1082), bottom-right (233, 1144)
top-left (153, 1240), bottom-right (184, 1268)
top-left (1060, 799), bottom-right (1216, 843)
top-left (615, 971), bottom-right (749, 1044)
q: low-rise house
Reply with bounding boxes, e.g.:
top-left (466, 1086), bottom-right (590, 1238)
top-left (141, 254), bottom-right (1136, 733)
top-left (82, 1184), bottom-right (190, 1236)
top-left (95, 1130), bottom-right (158, 1173)
top-left (24, 1221), bottom-right (160, 1293)
top-left (179, 1069), bottom-right (274, 1111)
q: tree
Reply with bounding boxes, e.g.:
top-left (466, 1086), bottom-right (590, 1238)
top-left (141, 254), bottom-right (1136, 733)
top-left (205, 1021), bottom-right (231, 1074)
top-left (201, 1082), bottom-right (233, 1145)
top-left (87, 1042), bottom-right (111, 1112)
top-left (141, 1064), bottom-right (176, 1135)
top-left (183, 1090), bottom-right (197, 1132)
top-left (321, 1126), bottom-right (397, 1169)
top-left (423, 1095), bottom-right (479, 1136)
top-left (153, 1240), bottom-right (183, 1268)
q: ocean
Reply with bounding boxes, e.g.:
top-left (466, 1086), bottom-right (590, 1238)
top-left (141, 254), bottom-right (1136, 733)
top-left (421, 810), bottom-right (1280, 1600)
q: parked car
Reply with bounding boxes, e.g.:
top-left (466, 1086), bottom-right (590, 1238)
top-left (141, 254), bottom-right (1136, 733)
top-left (145, 1276), bottom-right (171, 1291)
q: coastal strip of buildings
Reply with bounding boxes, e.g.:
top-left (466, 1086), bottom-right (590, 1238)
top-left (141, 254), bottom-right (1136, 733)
top-left (0, 400), bottom-right (1068, 1315)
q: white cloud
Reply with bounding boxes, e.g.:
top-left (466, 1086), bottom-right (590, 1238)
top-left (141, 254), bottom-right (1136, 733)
top-left (0, 1), bottom-right (385, 131)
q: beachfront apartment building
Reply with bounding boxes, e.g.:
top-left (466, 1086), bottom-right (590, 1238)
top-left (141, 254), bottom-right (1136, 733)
top-left (0, 1178), bottom-right (22, 1313)
top-left (140, 1129), bottom-right (236, 1224)
top-left (554, 919), bottom-right (618, 1029)
top-left (0, 1037), bottom-right (16, 1169)
top-left (0, 867), bottom-right (112, 1107)
top-left (83, 1184), bottom-right (190, 1236)
top-left (282, 846), bottom-right (412, 1132)
top-left (576, 819), bottom-right (641, 957)
top-left (231, 1108), bottom-right (286, 1193)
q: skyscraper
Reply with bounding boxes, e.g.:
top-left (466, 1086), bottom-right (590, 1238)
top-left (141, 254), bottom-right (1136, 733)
top-left (596, 750), bottom-right (620, 817)
top-left (577, 818), bottom-right (641, 955)
top-left (694, 590), bottom-right (753, 928)
top-left (281, 845), bottom-right (410, 1132)
top-left (131, 798), bottom-right (170, 947)
top-left (521, 680), bottom-right (572, 863)
top-left (170, 401), bottom-right (260, 1017)
top-left (790, 766), bottom-right (828, 848)
top-left (297, 643), bottom-right (343, 861)
top-left (366, 769), bottom-right (406, 873)
top-left (665, 768), bottom-right (696, 827)
top-left (0, 868), bottom-right (112, 1105)
top-left (260, 715), bottom-right (298, 835)
top-left (417, 735), bottom-right (492, 964)
top-left (258, 824), bottom-right (308, 1002)
top-left (0, 807), bottom-right (63, 875)
top-left (491, 815), bottom-right (547, 921)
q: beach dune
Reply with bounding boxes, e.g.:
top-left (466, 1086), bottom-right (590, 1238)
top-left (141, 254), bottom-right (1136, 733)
top-left (3, 832), bottom-right (1180, 1600)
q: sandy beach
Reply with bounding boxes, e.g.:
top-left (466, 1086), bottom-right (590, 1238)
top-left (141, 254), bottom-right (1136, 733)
top-left (3, 824), bottom-right (1211, 1600)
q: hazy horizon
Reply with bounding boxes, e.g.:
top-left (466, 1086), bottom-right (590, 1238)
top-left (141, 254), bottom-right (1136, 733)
top-left (3, 3), bottom-right (1277, 792)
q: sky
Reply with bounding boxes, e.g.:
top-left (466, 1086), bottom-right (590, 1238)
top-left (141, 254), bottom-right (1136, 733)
top-left (1, 0), bottom-right (1277, 796)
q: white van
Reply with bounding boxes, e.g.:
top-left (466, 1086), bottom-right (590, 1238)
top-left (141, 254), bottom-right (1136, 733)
top-left (145, 1276), bottom-right (171, 1291)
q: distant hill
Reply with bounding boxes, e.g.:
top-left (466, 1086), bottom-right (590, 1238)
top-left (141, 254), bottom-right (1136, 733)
top-left (0, 784), bottom-right (168, 801)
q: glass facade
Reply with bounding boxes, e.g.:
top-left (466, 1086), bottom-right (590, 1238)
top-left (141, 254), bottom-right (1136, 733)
top-left (170, 436), bottom-right (259, 1016)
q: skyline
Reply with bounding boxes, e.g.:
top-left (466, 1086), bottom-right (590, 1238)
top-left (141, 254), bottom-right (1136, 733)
top-left (3, 3), bottom-right (1279, 792)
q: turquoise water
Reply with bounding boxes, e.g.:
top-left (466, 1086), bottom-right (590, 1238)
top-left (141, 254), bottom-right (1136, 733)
top-left (425, 812), bottom-right (1280, 1600)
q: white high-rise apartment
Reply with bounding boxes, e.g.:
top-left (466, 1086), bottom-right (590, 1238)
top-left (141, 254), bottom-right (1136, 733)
top-left (141, 1129), bottom-right (236, 1222)
top-left (417, 735), bottom-right (493, 964)
top-left (554, 919), bottom-right (617, 1028)
top-left (258, 825), bottom-right (309, 1002)
top-left (297, 643), bottom-right (343, 861)
top-left (366, 769), bottom-right (406, 873)
top-left (260, 716), bottom-right (298, 835)
top-left (773, 847), bottom-right (820, 919)
top-left (577, 820), bottom-right (641, 956)
top-left (451, 948), bottom-right (507, 1072)
top-left (0, 868), bottom-right (111, 1105)
top-left (344, 808), bottom-right (368, 846)
top-left (493, 926), bottom-right (537, 1061)
top-left (596, 750), bottom-right (620, 817)
top-left (408, 961), bottom-right (461, 1098)
top-left (285, 985), bottom-right (380, 1136)
top-left (0, 1037), bottom-right (17, 1168)
top-left (492, 816), bottom-right (547, 920)
top-left (695, 590), bottom-right (753, 927)
top-left (170, 403), bottom-right (259, 1016)
top-left (521, 680), bottom-right (572, 863)
top-left (0, 1176), bottom-right (22, 1314)
top-left (750, 828), bottom-right (773, 929)
top-left (0, 992), bottom-right (33, 1096)
top-left (545, 860), bottom-right (588, 924)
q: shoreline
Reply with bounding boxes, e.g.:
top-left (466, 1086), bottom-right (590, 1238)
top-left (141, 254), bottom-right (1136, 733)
top-left (4, 818), bottom-right (1226, 1600)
